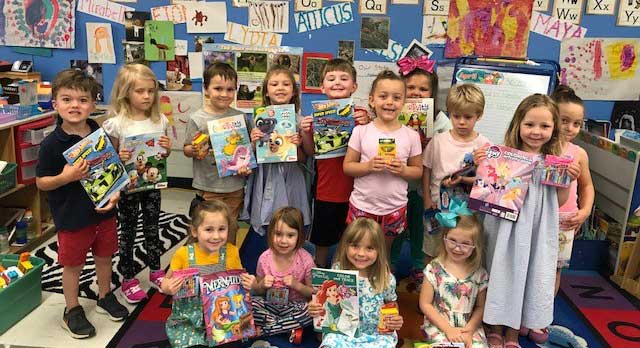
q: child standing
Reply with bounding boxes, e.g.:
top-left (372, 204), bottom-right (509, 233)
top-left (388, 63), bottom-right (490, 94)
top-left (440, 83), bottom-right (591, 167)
top-left (422, 84), bottom-right (489, 264)
top-left (478, 94), bottom-right (579, 348)
top-left (241, 66), bottom-right (311, 274)
top-left (103, 64), bottom-right (171, 303)
top-left (36, 69), bottom-right (128, 338)
top-left (183, 62), bottom-right (251, 245)
top-left (162, 200), bottom-right (255, 348)
top-left (301, 58), bottom-right (369, 267)
top-left (250, 207), bottom-right (315, 336)
top-left (419, 199), bottom-right (488, 348)
top-left (344, 70), bottom-right (423, 255)
top-left (309, 217), bottom-right (404, 348)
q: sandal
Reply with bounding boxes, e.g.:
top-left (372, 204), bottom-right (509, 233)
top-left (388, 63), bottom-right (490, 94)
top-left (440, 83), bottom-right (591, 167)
top-left (528, 328), bottom-right (549, 344)
top-left (487, 333), bottom-right (504, 348)
top-left (504, 341), bottom-right (521, 348)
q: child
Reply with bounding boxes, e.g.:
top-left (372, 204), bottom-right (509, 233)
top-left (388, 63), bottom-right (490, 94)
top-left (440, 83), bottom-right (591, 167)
top-left (477, 94), bottom-right (579, 348)
top-left (309, 217), bottom-right (404, 347)
top-left (422, 84), bottom-right (489, 264)
top-left (301, 58), bottom-right (369, 267)
top-left (250, 207), bottom-right (315, 336)
top-left (36, 69), bottom-right (128, 338)
top-left (183, 62), bottom-right (251, 245)
top-left (343, 70), bottom-right (423, 255)
top-left (240, 66), bottom-right (311, 274)
top-left (161, 199), bottom-right (255, 348)
top-left (419, 199), bottom-right (488, 348)
top-left (102, 64), bottom-right (171, 304)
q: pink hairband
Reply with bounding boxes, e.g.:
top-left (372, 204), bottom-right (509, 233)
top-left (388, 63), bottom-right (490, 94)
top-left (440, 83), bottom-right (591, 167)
top-left (397, 56), bottom-right (436, 76)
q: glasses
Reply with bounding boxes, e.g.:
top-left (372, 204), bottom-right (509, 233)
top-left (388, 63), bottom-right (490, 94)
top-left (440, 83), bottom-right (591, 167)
top-left (443, 238), bottom-right (476, 252)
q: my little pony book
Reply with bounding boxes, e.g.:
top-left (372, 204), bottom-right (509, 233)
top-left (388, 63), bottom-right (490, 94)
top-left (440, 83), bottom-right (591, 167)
top-left (122, 132), bottom-right (168, 194)
top-left (253, 104), bottom-right (298, 164)
top-left (311, 268), bottom-right (359, 337)
top-left (207, 114), bottom-right (257, 177)
top-left (469, 145), bottom-right (538, 221)
top-left (200, 269), bottom-right (256, 346)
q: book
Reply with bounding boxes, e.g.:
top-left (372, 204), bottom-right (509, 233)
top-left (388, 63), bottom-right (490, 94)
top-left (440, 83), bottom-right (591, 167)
top-left (254, 104), bottom-right (298, 164)
top-left (207, 114), bottom-right (257, 177)
top-left (122, 132), bottom-right (168, 194)
top-left (377, 302), bottom-right (398, 334)
top-left (200, 269), bottom-right (256, 346)
top-left (468, 145), bottom-right (538, 222)
top-left (62, 128), bottom-right (129, 208)
top-left (173, 268), bottom-right (199, 299)
top-left (540, 154), bottom-right (573, 188)
top-left (311, 268), bottom-right (359, 337)
top-left (312, 98), bottom-right (355, 159)
top-left (398, 98), bottom-right (434, 143)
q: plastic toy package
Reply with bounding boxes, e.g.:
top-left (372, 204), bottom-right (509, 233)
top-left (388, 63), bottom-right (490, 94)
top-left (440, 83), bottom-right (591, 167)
top-left (173, 268), bottom-right (199, 299)
top-left (540, 154), bottom-right (573, 188)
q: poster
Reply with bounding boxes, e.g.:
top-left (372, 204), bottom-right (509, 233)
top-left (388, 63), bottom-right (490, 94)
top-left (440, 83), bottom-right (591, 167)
top-left (159, 91), bottom-right (203, 148)
top-left (353, 60), bottom-right (398, 107)
top-left (186, 2), bottom-right (227, 33)
top-left (4, 0), bottom-right (76, 48)
top-left (86, 23), bottom-right (116, 64)
top-left (144, 20), bottom-right (175, 61)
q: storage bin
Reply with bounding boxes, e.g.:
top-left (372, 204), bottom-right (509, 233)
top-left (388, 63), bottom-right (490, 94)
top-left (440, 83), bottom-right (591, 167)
top-left (21, 125), bottom-right (55, 145)
top-left (0, 254), bottom-right (45, 335)
top-left (570, 240), bottom-right (610, 273)
top-left (0, 163), bottom-right (17, 195)
top-left (19, 145), bottom-right (39, 163)
top-left (18, 162), bottom-right (36, 183)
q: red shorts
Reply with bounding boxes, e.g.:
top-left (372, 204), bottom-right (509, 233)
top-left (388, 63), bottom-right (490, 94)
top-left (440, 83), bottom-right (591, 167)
top-left (346, 203), bottom-right (408, 237)
top-left (57, 216), bottom-right (118, 266)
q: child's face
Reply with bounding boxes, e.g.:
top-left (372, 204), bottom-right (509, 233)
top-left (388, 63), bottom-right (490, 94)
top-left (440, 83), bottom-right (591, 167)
top-left (266, 72), bottom-right (294, 105)
top-left (321, 70), bottom-right (357, 99)
top-left (520, 106), bottom-right (554, 153)
top-left (53, 87), bottom-right (96, 127)
top-left (272, 220), bottom-right (298, 256)
top-left (405, 74), bottom-right (432, 98)
top-left (558, 102), bottom-right (584, 142)
top-left (368, 79), bottom-right (405, 123)
top-left (443, 227), bottom-right (476, 263)
top-left (449, 111), bottom-right (481, 139)
top-left (206, 75), bottom-right (236, 113)
top-left (129, 78), bottom-right (156, 115)
top-left (346, 233), bottom-right (378, 272)
top-left (193, 211), bottom-right (229, 254)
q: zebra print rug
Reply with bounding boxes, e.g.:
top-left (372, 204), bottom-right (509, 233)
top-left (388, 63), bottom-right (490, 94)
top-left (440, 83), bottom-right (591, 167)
top-left (34, 211), bottom-right (190, 300)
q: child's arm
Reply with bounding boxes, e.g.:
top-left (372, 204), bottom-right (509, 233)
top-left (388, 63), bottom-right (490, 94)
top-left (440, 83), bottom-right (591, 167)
top-left (388, 154), bottom-right (423, 180)
top-left (343, 147), bottom-right (386, 177)
top-left (566, 149), bottom-right (595, 230)
top-left (558, 159), bottom-right (582, 207)
top-left (283, 274), bottom-right (314, 298)
top-left (159, 134), bottom-right (172, 157)
top-left (300, 116), bottom-right (315, 157)
top-left (36, 159), bottom-right (89, 191)
top-left (251, 274), bottom-right (274, 294)
top-left (422, 166), bottom-right (437, 210)
top-left (161, 269), bottom-right (186, 296)
top-left (419, 280), bottom-right (465, 344)
top-left (461, 288), bottom-right (486, 338)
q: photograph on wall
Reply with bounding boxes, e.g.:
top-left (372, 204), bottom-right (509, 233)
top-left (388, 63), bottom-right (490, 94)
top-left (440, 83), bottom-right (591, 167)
top-left (268, 54), bottom-right (302, 82)
top-left (125, 11), bottom-right (150, 42)
top-left (4, 0), bottom-right (76, 48)
top-left (302, 53), bottom-right (332, 93)
top-left (203, 50), bottom-right (236, 68)
top-left (611, 101), bottom-right (640, 132)
top-left (123, 41), bottom-right (147, 65)
top-left (144, 20), bottom-right (175, 61)
top-left (360, 16), bottom-right (390, 50)
top-left (70, 60), bottom-right (104, 102)
top-left (86, 23), bottom-right (116, 64)
top-left (195, 35), bottom-right (215, 52)
top-left (166, 56), bottom-right (191, 91)
top-left (338, 40), bottom-right (355, 63)
top-left (403, 39), bottom-right (434, 59)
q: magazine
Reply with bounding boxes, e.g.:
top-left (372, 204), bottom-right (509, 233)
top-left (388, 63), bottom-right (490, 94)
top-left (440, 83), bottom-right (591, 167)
top-left (207, 114), bottom-right (257, 177)
top-left (254, 104), bottom-right (298, 163)
top-left (122, 132), bottom-right (168, 193)
top-left (311, 268), bottom-right (359, 337)
top-left (398, 98), bottom-right (434, 143)
top-left (173, 268), bottom-right (199, 299)
top-left (200, 269), bottom-right (256, 346)
top-left (469, 145), bottom-right (538, 221)
top-left (312, 98), bottom-right (355, 159)
top-left (62, 128), bottom-right (129, 208)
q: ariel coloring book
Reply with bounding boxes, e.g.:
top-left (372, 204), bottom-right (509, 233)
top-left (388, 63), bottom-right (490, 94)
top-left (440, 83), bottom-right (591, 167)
top-left (311, 268), bottom-right (359, 337)
top-left (254, 104), bottom-right (298, 163)
top-left (207, 114), bottom-right (257, 177)
top-left (122, 132), bottom-right (168, 194)
top-left (469, 145), bottom-right (538, 221)
top-left (200, 270), bottom-right (256, 346)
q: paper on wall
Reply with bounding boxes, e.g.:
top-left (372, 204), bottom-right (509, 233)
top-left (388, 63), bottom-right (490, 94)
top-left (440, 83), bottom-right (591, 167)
top-left (294, 3), bottom-right (354, 33)
top-left (77, 0), bottom-right (134, 24)
top-left (151, 4), bottom-right (187, 24)
top-left (175, 40), bottom-right (188, 55)
top-left (353, 60), bottom-right (398, 107)
top-left (225, 22), bottom-right (283, 46)
top-left (422, 15), bottom-right (447, 46)
top-left (189, 52), bottom-right (204, 81)
top-left (530, 11), bottom-right (587, 41)
top-left (186, 2), bottom-right (227, 33)
top-left (87, 23), bottom-right (116, 64)
top-left (552, 0), bottom-right (584, 25)
top-left (248, 0), bottom-right (289, 33)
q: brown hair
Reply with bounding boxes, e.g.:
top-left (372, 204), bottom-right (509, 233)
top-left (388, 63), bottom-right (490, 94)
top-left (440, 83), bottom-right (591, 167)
top-left (52, 69), bottom-right (99, 101)
top-left (188, 199), bottom-right (238, 243)
top-left (204, 62), bottom-right (237, 89)
top-left (403, 68), bottom-right (440, 113)
top-left (262, 65), bottom-right (301, 112)
top-left (267, 207), bottom-right (305, 251)
top-left (321, 58), bottom-right (357, 82)
top-left (369, 70), bottom-right (405, 96)
top-left (446, 83), bottom-right (485, 117)
top-left (551, 85), bottom-right (584, 107)
top-left (436, 214), bottom-right (484, 272)
top-left (504, 94), bottom-right (562, 156)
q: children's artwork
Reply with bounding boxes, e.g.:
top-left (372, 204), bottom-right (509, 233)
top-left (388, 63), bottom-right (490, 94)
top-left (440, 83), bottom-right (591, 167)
top-left (312, 98), bottom-right (355, 159)
top-left (403, 39), bottom-right (434, 59)
top-left (295, 0), bottom-right (323, 11)
top-left (175, 39), bottom-right (188, 56)
top-left (77, 0), bottom-right (133, 24)
top-left (530, 11), bottom-right (587, 41)
top-left (586, 0), bottom-right (615, 15)
top-left (552, 0), bottom-right (584, 25)
top-left (311, 268), bottom-right (359, 337)
top-left (611, 101), bottom-right (640, 132)
top-left (86, 23), bottom-right (116, 64)
top-left (233, 0), bottom-right (250, 7)
top-left (359, 0), bottom-right (387, 15)
top-left (294, 3), bottom-right (354, 33)
top-left (338, 40), bottom-right (355, 63)
top-left (159, 91), bottom-right (203, 149)
top-left (559, 38), bottom-right (640, 100)
top-left (254, 104), bottom-right (298, 163)
top-left (398, 98), bottom-right (435, 143)
top-left (4, 0), bottom-right (76, 48)
top-left (423, 0), bottom-right (449, 15)
top-left (540, 155), bottom-right (572, 188)
top-left (422, 15), bottom-right (448, 46)
top-left (62, 128), bottom-right (129, 208)
top-left (365, 38), bottom-right (408, 62)
top-left (618, 0), bottom-right (640, 26)
top-left (186, 2), bottom-right (227, 33)
top-left (151, 4), bottom-right (187, 24)
top-left (122, 133), bottom-right (168, 193)
top-left (207, 114), bottom-right (257, 177)
top-left (125, 11), bottom-right (150, 42)
top-left (469, 145), bottom-right (538, 221)
top-left (226, 22), bottom-right (283, 47)
top-left (200, 270), bottom-right (257, 346)
top-left (445, 0), bottom-right (533, 58)
top-left (302, 52), bottom-right (333, 93)
top-left (188, 52), bottom-right (204, 81)
top-left (123, 41), bottom-right (147, 65)
top-left (360, 16), bottom-right (390, 49)
top-left (167, 56), bottom-right (191, 91)
top-left (145, 20), bottom-right (175, 61)
top-left (248, 0), bottom-right (289, 33)
top-left (195, 35), bottom-right (215, 52)
top-left (70, 60), bottom-right (104, 102)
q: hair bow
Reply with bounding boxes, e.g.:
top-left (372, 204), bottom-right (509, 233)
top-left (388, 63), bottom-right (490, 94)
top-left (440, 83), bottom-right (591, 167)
top-left (435, 198), bottom-right (473, 228)
top-left (397, 56), bottom-right (436, 76)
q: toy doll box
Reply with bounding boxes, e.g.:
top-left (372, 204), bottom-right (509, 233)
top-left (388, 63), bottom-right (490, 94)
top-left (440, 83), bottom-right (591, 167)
top-left (0, 254), bottom-right (45, 334)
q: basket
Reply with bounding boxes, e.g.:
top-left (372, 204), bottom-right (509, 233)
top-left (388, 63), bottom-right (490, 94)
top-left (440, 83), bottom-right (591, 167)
top-left (0, 254), bottom-right (45, 334)
top-left (0, 104), bottom-right (40, 120)
top-left (0, 163), bottom-right (17, 195)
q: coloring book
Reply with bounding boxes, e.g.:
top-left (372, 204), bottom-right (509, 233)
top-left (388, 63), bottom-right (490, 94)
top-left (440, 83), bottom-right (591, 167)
top-left (254, 104), bottom-right (298, 163)
top-left (62, 128), bottom-right (129, 208)
top-left (398, 98), bottom-right (434, 143)
top-left (122, 132), bottom-right (168, 194)
top-left (469, 145), bottom-right (538, 221)
top-left (207, 114), bottom-right (257, 177)
top-left (200, 270), bottom-right (256, 346)
top-left (312, 98), bottom-right (355, 159)
top-left (311, 268), bottom-right (359, 337)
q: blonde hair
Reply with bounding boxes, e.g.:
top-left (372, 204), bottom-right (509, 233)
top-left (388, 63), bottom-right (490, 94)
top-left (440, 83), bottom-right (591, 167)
top-left (504, 93), bottom-right (561, 156)
top-left (262, 66), bottom-right (301, 112)
top-left (267, 207), bottom-right (305, 251)
top-left (436, 214), bottom-right (484, 272)
top-left (334, 218), bottom-right (390, 293)
top-left (446, 84), bottom-right (485, 117)
top-left (188, 199), bottom-right (238, 243)
top-left (109, 64), bottom-right (161, 123)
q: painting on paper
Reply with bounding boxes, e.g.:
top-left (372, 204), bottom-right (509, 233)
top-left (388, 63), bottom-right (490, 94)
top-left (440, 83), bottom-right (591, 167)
top-left (186, 2), bottom-right (227, 33)
top-left (86, 23), bottom-right (116, 64)
top-left (445, 0), bottom-right (533, 58)
top-left (560, 38), bottom-right (640, 100)
top-left (159, 91), bottom-right (203, 149)
top-left (145, 20), bottom-right (175, 61)
top-left (4, 0), bottom-right (76, 48)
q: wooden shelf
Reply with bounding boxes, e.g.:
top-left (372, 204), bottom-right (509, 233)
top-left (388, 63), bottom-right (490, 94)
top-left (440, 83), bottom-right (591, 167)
top-left (0, 184), bottom-right (26, 200)
top-left (9, 223), bottom-right (55, 254)
top-left (0, 110), bottom-right (56, 132)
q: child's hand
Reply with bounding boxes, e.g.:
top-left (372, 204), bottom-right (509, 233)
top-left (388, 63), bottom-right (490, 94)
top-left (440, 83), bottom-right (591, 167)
top-left (424, 199), bottom-right (437, 210)
top-left (386, 159), bottom-right (406, 176)
top-left (96, 191), bottom-right (120, 213)
top-left (444, 327), bottom-right (465, 344)
top-left (473, 144), bottom-right (490, 165)
top-left (384, 314), bottom-right (403, 331)
top-left (162, 275), bottom-right (185, 295)
top-left (236, 166), bottom-right (252, 177)
top-left (442, 175), bottom-right (463, 187)
top-left (263, 275), bottom-right (275, 289)
top-left (353, 108), bottom-right (370, 125)
top-left (283, 275), bottom-right (298, 289)
top-left (250, 128), bottom-right (264, 143)
top-left (194, 142), bottom-right (210, 160)
top-left (567, 160), bottom-right (581, 181)
top-left (159, 135), bottom-right (172, 151)
top-left (308, 299), bottom-right (324, 317)
top-left (461, 328), bottom-right (474, 348)
top-left (369, 156), bottom-right (387, 173)
top-left (300, 116), bottom-right (313, 133)
top-left (240, 273), bottom-right (256, 290)
top-left (63, 160), bottom-right (89, 183)
top-left (119, 149), bottom-right (132, 162)
top-left (290, 133), bottom-right (302, 146)
top-left (564, 208), bottom-right (590, 231)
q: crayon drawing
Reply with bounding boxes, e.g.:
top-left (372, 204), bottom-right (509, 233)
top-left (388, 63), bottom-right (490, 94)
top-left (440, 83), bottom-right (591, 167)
top-left (159, 91), bottom-right (203, 149)
top-left (86, 23), bottom-right (116, 64)
top-left (4, 0), bottom-right (76, 48)
top-left (186, 2), bottom-right (226, 33)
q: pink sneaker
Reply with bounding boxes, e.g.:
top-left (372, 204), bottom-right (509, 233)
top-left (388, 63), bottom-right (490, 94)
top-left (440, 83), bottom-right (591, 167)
top-left (121, 278), bottom-right (147, 304)
top-left (149, 270), bottom-right (165, 293)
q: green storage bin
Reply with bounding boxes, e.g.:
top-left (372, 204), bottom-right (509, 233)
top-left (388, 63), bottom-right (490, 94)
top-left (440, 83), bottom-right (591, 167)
top-left (0, 254), bottom-right (44, 334)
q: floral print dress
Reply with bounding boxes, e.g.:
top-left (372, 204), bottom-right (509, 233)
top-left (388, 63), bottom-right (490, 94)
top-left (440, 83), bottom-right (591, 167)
top-left (421, 259), bottom-right (489, 348)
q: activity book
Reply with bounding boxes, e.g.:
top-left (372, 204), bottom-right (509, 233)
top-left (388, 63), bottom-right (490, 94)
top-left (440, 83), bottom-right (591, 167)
top-left (207, 114), bottom-right (257, 177)
top-left (254, 104), bottom-right (298, 164)
top-left (398, 98), bottom-right (434, 143)
top-left (122, 132), bottom-right (168, 193)
top-left (312, 98), bottom-right (355, 159)
top-left (311, 268), bottom-right (359, 337)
